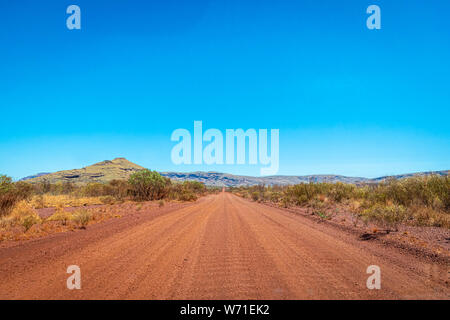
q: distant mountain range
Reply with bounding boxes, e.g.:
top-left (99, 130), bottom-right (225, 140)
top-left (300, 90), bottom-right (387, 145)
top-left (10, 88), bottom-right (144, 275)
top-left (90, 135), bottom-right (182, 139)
top-left (161, 170), bottom-right (449, 186)
top-left (20, 158), bottom-right (449, 187)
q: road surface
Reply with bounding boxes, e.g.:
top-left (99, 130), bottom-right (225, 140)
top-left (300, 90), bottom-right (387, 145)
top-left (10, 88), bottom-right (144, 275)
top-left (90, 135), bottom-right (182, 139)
top-left (0, 193), bottom-right (448, 299)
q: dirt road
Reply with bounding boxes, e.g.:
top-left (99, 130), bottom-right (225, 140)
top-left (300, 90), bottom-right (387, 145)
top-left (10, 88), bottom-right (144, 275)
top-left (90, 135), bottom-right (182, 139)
top-left (0, 193), bottom-right (448, 299)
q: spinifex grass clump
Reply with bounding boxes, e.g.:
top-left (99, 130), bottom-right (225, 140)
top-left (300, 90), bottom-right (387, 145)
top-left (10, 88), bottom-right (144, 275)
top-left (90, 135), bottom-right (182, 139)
top-left (47, 205), bottom-right (73, 226)
top-left (72, 209), bottom-right (92, 229)
top-left (0, 201), bottom-right (42, 232)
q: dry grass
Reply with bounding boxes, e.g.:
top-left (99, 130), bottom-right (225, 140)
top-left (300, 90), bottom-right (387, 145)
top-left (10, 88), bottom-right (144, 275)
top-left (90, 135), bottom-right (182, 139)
top-left (47, 206), bottom-right (73, 225)
top-left (0, 197), bottom-right (167, 242)
top-left (29, 194), bottom-right (105, 209)
top-left (72, 209), bottom-right (92, 229)
top-left (0, 173), bottom-right (211, 242)
top-left (0, 201), bottom-right (42, 232)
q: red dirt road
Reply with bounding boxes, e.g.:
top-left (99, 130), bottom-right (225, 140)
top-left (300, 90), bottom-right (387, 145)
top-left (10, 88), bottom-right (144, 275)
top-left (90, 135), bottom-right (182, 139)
top-left (0, 193), bottom-right (448, 299)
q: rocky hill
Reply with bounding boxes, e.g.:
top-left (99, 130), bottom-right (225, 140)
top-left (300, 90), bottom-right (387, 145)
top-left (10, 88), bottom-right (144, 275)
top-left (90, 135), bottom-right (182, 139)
top-left (23, 158), bottom-right (144, 185)
top-left (370, 170), bottom-right (450, 182)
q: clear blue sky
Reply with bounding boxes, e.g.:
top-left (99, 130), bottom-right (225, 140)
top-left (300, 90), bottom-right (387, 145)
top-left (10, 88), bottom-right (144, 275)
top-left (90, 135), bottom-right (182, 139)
top-left (0, 0), bottom-right (449, 179)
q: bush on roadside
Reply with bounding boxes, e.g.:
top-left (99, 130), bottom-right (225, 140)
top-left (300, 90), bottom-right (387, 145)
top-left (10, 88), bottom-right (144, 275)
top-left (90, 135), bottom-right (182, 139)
top-left (9, 201), bottom-right (42, 231)
top-left (108, 179), bottom-right (131, 200)
top-left (234, 175), bottom-right (450, 229)
top-left (100, 195), bottom-right (115, 205)
top-left (251, 192), bottom-right (259, 201)
top-left (129, 170), bottom-right (171, 201)
top-left (0, 175), bottom-right (18, 216)
top-left (72, 209), bottom-right (92, 229)
top-left (182, 191), bottom-right (198, 201)
top-left (360, 204), bottom-right (407, 233)
top-left (0, 176), bottom-right (34, 217)
top-left (47, 206), bottom-right (72, 226)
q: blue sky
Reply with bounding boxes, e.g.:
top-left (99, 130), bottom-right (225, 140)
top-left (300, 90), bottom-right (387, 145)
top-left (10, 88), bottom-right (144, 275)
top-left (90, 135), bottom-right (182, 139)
top-left (0, 0), bottom-right (449, 179)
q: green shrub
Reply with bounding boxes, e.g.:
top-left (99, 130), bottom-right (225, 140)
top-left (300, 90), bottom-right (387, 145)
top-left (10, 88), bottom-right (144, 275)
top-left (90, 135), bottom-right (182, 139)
top-left (0, 176), bottom-right (33, 217)
top-left (179, 190), bottom-right (197, 202)
top-left (182, 181), bottom-right (206, 194)
top-left (82, 183), bottom-right (106, 197)
top-left (0, 175), bottom-right (17, 216)
top-left (361, 204), bottom-right (407, 232)
top-left (251, 192), bottom-right (259, 201)
top-left (235, 175), bottom-right (449, 229)
top-left (129, 169), bottom-right (171, 201)
top-left (314, 210), bottom-right (330, 220)
top-left (108, 179), bottom-right (131, 200)
top-left (329, 183), bottom-right (355, 203)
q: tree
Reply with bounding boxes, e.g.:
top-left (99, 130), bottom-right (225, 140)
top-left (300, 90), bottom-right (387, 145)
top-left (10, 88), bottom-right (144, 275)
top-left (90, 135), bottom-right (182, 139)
top-left (0, 175), bottom-right (19, 216)
top-left (128, 170), bottom-right (171, 201)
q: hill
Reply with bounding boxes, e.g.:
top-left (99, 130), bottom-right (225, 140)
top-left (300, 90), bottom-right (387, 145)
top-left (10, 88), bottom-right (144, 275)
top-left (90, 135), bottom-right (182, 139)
top-left (24, 158), bottom-right (144, 185)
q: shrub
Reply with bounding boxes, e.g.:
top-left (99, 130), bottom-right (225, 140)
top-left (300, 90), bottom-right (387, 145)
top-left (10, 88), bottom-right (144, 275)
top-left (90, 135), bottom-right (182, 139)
top-left (270, 191), bottom-right (281, 203)
top-left (235, 175), bottom-right (449, 229)
top-left (361, 204), bottom-right (407, 233)
top-left (314, 210), bottom-right (330, 220)
top-left (10, 201), bottom-right (42, 231)
top-left (82, 183), bottom-right (106, 197)
top-left (168, 181), bottom-right (206, 201)
top-left (0, 176), bottom-right (34, 217)
top-left (34, 179), bottom-right (51, 194)
top-left (329, 183), bottom-right (355, 203)
top-left (21, 215), bottom-right (38, 232)
top-left (182, 181), bottom-right (206, 194)
top-left (129, 170), bottom-right (171, 201)
top-left (100, 195), bottom-right (115, 205)
top-left (31, 194), bottom-right (46, 209)
top-left (179, 190), bottom-right (197, 202)
top-left (50, 181), bottom-right (75, 195)
top-left (0, 215), bottom-right (14, 229)
top-left (47, 207), bottom-right (72, 225)
top-left (280, 197), bottom-right (290, 208)
top-left (72, 209), bottom-right (92, 229)
top-left (14, 181), bottom-right (34, 200)
top-left (108, 179), bottom-right (131, 200)
top-left (0, 175), bottom-right (18, 216)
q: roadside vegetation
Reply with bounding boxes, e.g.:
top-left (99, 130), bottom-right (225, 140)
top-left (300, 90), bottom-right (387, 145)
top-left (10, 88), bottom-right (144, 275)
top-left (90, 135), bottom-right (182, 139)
top-left (0, 170), bottom-right (216, 240)
top-left (230, 175), bottom-right (450, 232)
